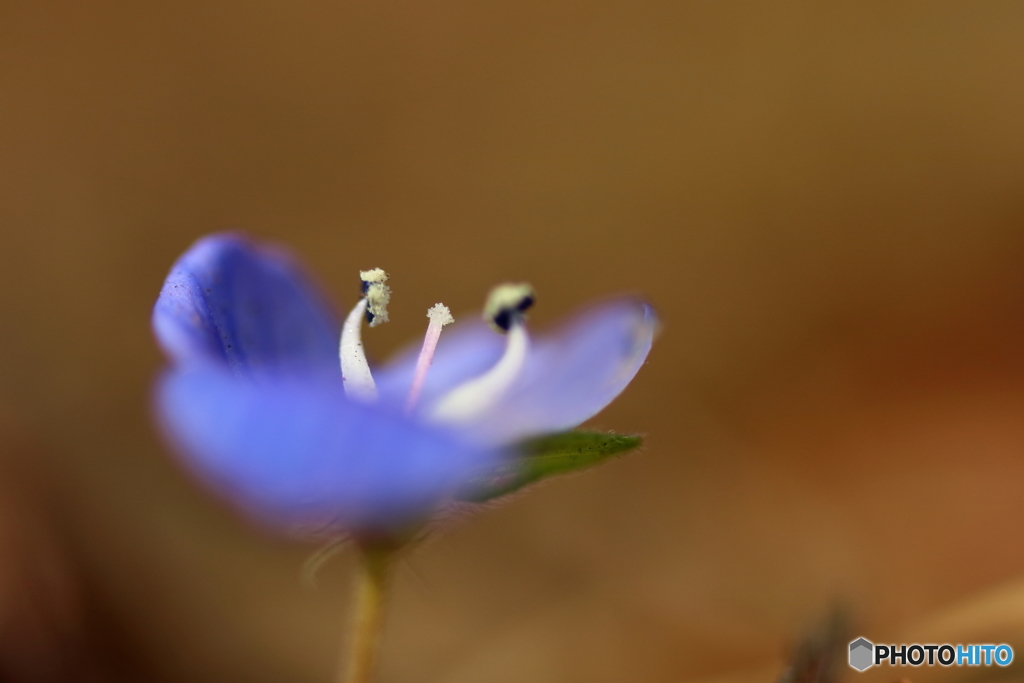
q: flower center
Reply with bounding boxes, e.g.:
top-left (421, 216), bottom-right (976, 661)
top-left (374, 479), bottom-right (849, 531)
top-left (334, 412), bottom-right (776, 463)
top-left (430, 283), bottom-right (534, 424)
top-left (340, 270), bottom-right (455, 411)
top-left (340, 275), bottom-right (535, 422)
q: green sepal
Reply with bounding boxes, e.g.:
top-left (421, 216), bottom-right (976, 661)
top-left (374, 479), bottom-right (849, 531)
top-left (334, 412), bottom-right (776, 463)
top-left (456, 430), bottom-right (642, 503)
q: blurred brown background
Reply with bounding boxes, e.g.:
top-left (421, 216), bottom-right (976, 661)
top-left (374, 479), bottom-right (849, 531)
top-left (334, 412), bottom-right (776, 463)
top-left (4, 2), bottom-right (1024, 682)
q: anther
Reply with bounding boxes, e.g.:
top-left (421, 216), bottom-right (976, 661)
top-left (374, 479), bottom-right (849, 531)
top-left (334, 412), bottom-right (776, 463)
top-left (405, 303), bottom-right (454, 414)
top-left (359, 268), bottom-right (391, 327)
top-left (340, 268), bottom-right (390, 402)
top-left (484, 282), bottom-right (534, 333)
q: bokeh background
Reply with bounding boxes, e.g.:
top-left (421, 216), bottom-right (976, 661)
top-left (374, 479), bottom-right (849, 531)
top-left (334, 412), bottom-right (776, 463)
top-left (4, 2), bottom-right (1024, 682)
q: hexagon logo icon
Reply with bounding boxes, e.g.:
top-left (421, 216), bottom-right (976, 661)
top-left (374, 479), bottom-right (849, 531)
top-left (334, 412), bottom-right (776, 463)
top-left (849, 638), bottom-right (874, 671)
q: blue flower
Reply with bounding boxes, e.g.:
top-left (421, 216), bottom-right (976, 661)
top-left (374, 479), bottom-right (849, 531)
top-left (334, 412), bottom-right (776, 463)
top-left (152, 233), bottom-right (657, 537)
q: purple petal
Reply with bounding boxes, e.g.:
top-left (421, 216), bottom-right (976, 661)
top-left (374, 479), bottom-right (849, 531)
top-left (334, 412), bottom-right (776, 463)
top-left (152, 233), bottom-right (340, 376)
top-left (157, 368), bottom-right (501, 535)
top-left (461, 298), bottom-right (657, 444)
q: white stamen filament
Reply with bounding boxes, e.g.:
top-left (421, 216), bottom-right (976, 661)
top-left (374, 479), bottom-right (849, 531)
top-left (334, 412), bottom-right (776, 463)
top-left (340, 298), bottom-right (378, 402)
top-left (405, 304), bottom-right (454, 414)
top-left (430, 320), bottom-right (529, 424)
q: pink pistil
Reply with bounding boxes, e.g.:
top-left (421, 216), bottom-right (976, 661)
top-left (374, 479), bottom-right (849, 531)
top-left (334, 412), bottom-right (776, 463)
top-left (405, 304), bottom-right (453, 414)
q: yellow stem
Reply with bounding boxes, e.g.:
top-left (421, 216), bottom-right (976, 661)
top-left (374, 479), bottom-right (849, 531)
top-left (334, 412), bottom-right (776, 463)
top-left (339, 545), bottom-right (391, 683)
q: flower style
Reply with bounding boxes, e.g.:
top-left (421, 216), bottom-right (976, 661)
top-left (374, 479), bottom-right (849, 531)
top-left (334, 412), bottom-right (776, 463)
top-left (152, 233), bottom-right (657, 538)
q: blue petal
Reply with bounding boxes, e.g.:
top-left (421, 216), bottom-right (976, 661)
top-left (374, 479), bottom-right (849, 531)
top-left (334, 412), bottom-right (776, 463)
top-left (157, 368), bottom-right (501, 535)
top-left (459, 298), bottom-right (657, 444)
top-left (152, 233), bottom-right (340, 376)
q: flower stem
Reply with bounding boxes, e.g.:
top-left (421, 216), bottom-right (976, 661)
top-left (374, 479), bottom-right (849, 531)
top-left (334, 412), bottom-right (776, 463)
top-left (340, 544), bottom-right (391, 683)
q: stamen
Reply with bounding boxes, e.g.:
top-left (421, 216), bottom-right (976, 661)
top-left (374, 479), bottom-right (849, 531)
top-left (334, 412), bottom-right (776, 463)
top-left (340, 299), bottom-right (377, 401)
top-left (405, 304), bottom-right (454, 414)
top-left (340, 269), bottom-right (390, 402)
top-left (430, 284), bottom-right (534, 423)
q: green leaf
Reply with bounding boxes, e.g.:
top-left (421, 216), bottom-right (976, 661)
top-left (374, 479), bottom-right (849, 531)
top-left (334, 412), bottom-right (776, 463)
top-left (456, 431), bottom-right (643, 503)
